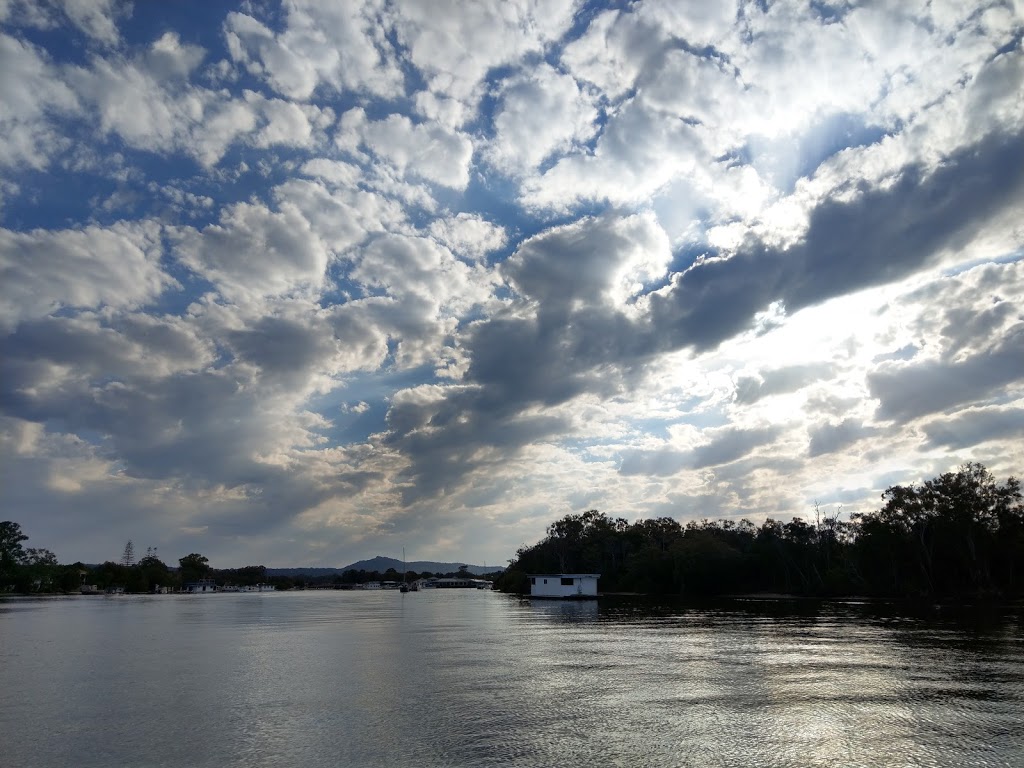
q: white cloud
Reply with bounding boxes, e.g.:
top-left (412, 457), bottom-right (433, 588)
top-left (428, 213), bottom-right (507, 261)
top-left (0, 33), bottom-right (79, 169)
top-left (0, 221), bottom-right (170, 330)
top-left (521, 95), bottom-right (707, 209)
top-left (223, 1), bottom-right (402, 101)
top-left (352, 234), bottom-right (497, 313)
top-left (65, 38), bottom-right (260, 167)
top-left (487, 63), bottom-right (598, 175)
top-left (387, 0), bottom-right (578, 116)
top-left (3, 0), bottom-right (1024, 569)
top-left (561, 9), bottom-right (657, 101)
top-left (60, 0), bottom-right (125, 44)
top-left (504, 212), bottom-right (671, 311)
top-left (338, 109), bottom-right (474, 190)
top-left (175, 201), bottom-right (330, 300)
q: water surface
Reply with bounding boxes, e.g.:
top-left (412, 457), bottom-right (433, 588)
top-left (1, 592), bottom-right (1021, 767)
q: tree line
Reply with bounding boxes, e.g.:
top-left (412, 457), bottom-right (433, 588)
top-left (494, 463), bottom-right (1024, 601)
top-left (0, 526), bottom-right (495, 594)
top-left (0, 531), bottom-right (280, 594)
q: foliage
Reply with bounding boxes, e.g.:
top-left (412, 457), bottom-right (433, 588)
top-left (0, 521), bottom-right (29, 588)
top-left (499, 464), bottom-right (1024, 601)
top-left (178, 553), bottom-right (211, 584)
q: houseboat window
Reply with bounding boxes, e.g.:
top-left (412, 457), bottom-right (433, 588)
top-left (560, 577), bottom-right (574, 586)
top-left (543, 578), bottom-right (548, 584)
top-left (530, 578), bottom-right (535, 585)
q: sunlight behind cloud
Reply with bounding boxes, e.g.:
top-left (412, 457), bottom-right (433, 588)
top-left (0, 0), bottom-right (1022, 567)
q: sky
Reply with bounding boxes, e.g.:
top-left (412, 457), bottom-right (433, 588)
top-left (1, 0), bottom-right (1023, 569)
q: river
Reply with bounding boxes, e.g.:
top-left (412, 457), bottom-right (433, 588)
top-left (1, 591), bottom-right (1021, 767)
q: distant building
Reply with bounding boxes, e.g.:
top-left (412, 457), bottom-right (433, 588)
top-left (528, 574), bottom-right (600, 599)
top-left (243, 583), bottom-right (275, 592)
top-left (184, 579), bottom-right (217, 593)
top-left (415, 577), bottom-right (490, 589)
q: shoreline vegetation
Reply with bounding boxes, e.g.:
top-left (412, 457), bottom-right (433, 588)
top-left (493, 463), bottom-right (1024, 603)
top-left (4, 463), bottom-right (1022, 603)
top-left (0, 531), bottom-right (495, 596)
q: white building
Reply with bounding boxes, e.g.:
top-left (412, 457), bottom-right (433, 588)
top-left (528, 574), bottom-right (599, 599)
top-left (184, 579), bottom-right (217, 593)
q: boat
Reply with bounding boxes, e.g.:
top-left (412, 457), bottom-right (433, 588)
top-left (400, 549), bottom-right (410, 592)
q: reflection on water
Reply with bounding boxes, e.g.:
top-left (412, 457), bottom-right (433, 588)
top-left (1, 593), bottom-right (1021, 767)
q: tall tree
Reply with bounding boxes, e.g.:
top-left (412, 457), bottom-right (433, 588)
top-left (178, 553), bottom-right (211, 583)
top-left (121, 540), bottom-right (136, 567)
top-left (0, 521), bottom-right (29, 586)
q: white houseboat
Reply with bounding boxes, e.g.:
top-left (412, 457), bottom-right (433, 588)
top-left (183, 578), bottom-right (217, 593)
top-left (528, 573), bottom-right (600, 599)
top-left (240, 583), bottom-right (276, 592)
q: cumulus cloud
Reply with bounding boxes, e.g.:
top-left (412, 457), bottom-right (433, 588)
top-left (223, 1), bottom-right (402, 101)
top-left (486, 63), bottom-right (598, 175)
top-left (2, 1), bottom-right (1023, 567)
top-left (175, 201), bottom-right (330, 300)
top-left (0, 222), bottom-right (170, 329)
top-left (428, 213), bottom-right (507, 261)
top-left (504, 212), bottom-right (671, 311)
top-left (387, 0), bottom-right (577, 113)
top-left (0, 32), bottom-right (79, 169)
top-left (338, 109), bottom-right (474, 190)
top-left (64, 34), bottom-right (261, 166)
top-left (869, 328), bottom-right (1024, 424)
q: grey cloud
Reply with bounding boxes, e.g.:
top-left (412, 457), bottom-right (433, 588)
top-left (1, 315), bottom-right (210, 398)
top-left (734, 363), bottom-right (834, 404)
top-left (869, 324), bottom-right (1024, 423)
top-left (227, 314), bottom-right (339, 383)
top-left (0, 312), bottom-right (347, 538)
top-left (383, 398), bottom-right (571, 503)
top-left (922, 406), bottom-right (1024, 451)
top-left (618, 447), bottom-right (687, 477)
top-left (380, 128), bottom-right (1024, 508)
top-left (649, 129), bottom-right (1024, 352)
top-left (618, 426), bottom-right (780, 477)
top-left (690, 426), bottom-right (780, 469)
top-left (938, 300), bottom-right (1016, 359)
top-left (807, 418), bottom-right (877, 458)
top-left (502, 213), bottom-right (669, 312)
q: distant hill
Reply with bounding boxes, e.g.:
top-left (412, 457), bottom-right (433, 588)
top-left (265, 556), bottom-right (503, 578)
top-left (340, 556), bottom-right (504, 575)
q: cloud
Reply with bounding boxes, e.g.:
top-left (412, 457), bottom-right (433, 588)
top-left (387, 0), bottom-right (577, 111)
top-left (428, 213), bottom-right (507, 261)
top-left (734, 364), bottom-right (835, 405)
top-left (503, 212), bottom-right (671, 311)
top-left (224, 2), bottom-right (402, 101)
top-left (338, 109), bottom-right (474, 190)
top-left (619, 426), bottom-right (781, 476)
top-left (922, 406), bottom-right (1024, 451)
top-left (648, 129), bottom-right (1024, 352)
top-left (869, 326), bottom-right (1024, 423)
top-left (0, 221), bottom-right (170, 330)
top-left (175, 201), bottom-right (330, 300)
top-left (0, 32), bottom-right (79, 169)
top-left (807, 418), bottom-right (878, 458)
top-left (65, 35), bottom-right (262, 166)
top-left (2, 1), bottom-right (1023, 568)
top-left (486, 63), bottom-right (598, 175)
